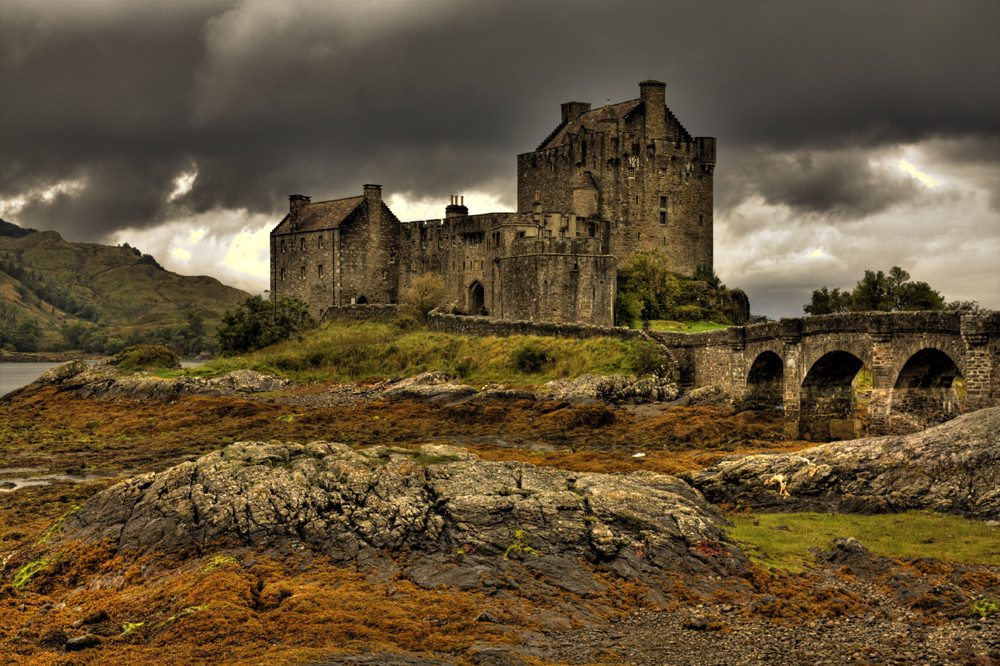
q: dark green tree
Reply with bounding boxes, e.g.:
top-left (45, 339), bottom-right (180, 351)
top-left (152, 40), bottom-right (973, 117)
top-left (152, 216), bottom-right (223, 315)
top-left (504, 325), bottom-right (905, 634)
top-left (804, 266), bottom-right (947, 314)
top-left (12, 316), bottom-right (41, 352)
top-left (216, 295), bottom-right (315, 355)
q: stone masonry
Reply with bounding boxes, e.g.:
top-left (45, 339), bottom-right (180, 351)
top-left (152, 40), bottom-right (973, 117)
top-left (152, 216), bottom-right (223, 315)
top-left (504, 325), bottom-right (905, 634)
top-left (270, 81), bottom-right (715, 326)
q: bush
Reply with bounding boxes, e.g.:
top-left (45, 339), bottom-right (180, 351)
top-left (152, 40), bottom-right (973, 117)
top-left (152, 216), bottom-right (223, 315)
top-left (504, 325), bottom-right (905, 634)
top-left (511, 341), bottom-right (553, 373)
top-left (114, 345), bottom-right (180, 372)
top-left (401, 273), bottom-right (446, 322)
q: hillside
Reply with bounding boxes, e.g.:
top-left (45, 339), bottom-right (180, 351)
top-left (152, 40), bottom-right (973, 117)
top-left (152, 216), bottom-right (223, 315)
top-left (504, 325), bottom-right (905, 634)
top-left (0, 225), bottom-right (250, 349)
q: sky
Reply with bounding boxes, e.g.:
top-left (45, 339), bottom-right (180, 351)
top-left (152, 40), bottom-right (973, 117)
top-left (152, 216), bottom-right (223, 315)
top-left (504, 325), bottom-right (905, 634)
top-left (1, 0), bottom-right (998, 318)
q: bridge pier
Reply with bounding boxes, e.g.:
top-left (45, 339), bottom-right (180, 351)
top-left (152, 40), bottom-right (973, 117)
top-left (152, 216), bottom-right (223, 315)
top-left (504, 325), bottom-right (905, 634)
top-left (866, 318), bottom-right (895, 435)
top-left (962, 313), bottom-right (999, 411)
top-left (778, 320), bottom-right (803, 439)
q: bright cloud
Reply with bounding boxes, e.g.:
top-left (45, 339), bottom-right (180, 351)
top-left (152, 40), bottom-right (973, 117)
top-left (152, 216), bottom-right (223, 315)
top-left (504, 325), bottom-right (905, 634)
top-left (898, 159), bottom-right (940, 188)
top-left (167, 168), bottom-right (198, 202)
top-left (386, 191), bottom-right (512, 221)
top-left (171, 247), bottom-right (192, 260)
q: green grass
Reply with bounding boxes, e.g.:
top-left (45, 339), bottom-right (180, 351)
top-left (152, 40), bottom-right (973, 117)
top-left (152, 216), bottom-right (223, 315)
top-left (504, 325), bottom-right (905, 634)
top-left (189, 319), bottom-right (663, 388)
top-left (646, 320), bottom-right (731, 333)
top-left (730, 511), bottom-right (1000, 574)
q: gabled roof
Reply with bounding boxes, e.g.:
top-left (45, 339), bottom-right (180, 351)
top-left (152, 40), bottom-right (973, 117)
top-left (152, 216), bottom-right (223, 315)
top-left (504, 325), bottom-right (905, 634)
top-left (271, 196), bottom-right (364, 235)
top-left (537, 100), bottom-right (641, 150)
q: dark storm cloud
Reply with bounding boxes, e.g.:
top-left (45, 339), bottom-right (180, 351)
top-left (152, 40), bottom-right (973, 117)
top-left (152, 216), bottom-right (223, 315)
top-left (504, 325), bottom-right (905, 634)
top-left (717, 148), bottom-right (922, 219)
top-left (2, 0), bottom-right (999, 241)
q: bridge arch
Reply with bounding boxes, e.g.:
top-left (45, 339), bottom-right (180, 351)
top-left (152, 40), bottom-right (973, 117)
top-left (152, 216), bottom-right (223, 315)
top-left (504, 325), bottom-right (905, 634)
top-left (890, 347), bottom-right (964, 431)
top-left (745, 351), bottom-right (783, 411)
top-left (799, 350), bottom-right (865, 441)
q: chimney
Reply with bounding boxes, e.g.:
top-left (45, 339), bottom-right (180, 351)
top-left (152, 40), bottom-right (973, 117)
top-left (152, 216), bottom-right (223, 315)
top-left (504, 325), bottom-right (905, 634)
top-left (289, 194), bottom-right (310, 217)
top-left (639, 80), bottom-right (667, 139)
top-left (445, 194), bottom-right (468, 218)
top-left (363, 184), bottom-right (382, 203)
top-left (561, 101), bottom-right (591, 125)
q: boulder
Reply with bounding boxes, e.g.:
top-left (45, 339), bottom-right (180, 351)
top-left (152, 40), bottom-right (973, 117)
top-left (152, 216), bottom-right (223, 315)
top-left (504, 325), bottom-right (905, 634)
top-left (543, 374), bottom-right (679, 404)
top-left (59, 441), bottom-right (748, 591)
top-left (680, 407), bottom-right (1000, 519)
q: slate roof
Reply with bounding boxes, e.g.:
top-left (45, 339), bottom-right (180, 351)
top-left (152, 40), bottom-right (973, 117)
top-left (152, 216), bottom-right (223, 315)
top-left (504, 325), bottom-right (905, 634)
top-left (537, 100), bottom-right (641, 150)
top-left (271, 196), bottom-right (364, 235)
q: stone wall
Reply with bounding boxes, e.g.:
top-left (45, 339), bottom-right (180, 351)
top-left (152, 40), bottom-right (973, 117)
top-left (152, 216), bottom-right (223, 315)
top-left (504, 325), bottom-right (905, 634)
top-left (427, 310), bottom-right (644, 342)
top-left (321, 304), bottom-right (399, 323)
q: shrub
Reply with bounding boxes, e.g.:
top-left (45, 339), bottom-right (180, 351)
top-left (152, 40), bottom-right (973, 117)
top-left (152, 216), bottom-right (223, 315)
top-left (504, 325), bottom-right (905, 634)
top-left (401, 273), bottom-right (446, 322)
top-left (114, 345), bottom-right (181, 372)
top-left (511, 341), bottom-right (553, 373)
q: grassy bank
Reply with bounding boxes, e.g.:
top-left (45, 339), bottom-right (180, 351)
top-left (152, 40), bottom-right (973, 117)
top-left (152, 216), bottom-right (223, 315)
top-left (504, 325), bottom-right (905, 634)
top-left (731, 511), bottom-right (1000, 574)
top-left (190, 319), bottom-right (666, 388)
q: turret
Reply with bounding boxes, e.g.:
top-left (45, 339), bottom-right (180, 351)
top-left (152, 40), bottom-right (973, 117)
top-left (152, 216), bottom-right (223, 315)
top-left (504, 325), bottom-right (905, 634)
top-left (639, 80), bottom-right (667, 140)
top-left (561, 101), bottom-right (591, 125)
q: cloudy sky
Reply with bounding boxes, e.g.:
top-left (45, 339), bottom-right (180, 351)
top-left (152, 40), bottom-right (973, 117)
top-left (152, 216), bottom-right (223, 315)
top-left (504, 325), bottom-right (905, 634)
top-left (2, 0), bottom-right (997, 317)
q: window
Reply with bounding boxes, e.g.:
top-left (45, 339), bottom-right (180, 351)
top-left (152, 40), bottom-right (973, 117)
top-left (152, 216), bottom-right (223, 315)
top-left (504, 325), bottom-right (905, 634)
top-left (659, 211), bottom-right (667, 224)
top-left (280, 268), bottom-right (285, 281)
top-left (659, 196), bottom-right (667, 208)
top-left (318, 235), bottom-right (324, 249)
top-left (300, 237), bottom-right (305, 251)
top-left (281, 240), bottom-right (286, 253)
top-left (300, 265), bottom-right (306, 279)
top-left (659, 196), bottom-right (669, 224)
top-left (318, 264), bottom-right (323, 278)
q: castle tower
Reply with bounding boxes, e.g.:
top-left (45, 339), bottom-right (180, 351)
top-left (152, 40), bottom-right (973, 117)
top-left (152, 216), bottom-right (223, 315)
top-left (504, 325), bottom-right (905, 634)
top-left (516, 81), bottom-right (714, 276)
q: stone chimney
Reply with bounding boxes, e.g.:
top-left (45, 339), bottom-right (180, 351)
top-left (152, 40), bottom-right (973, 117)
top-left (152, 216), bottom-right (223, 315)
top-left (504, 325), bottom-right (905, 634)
top-left (639, 80), bottom-right (666, 139)
top-left (289, 194), bottom-right (310, 216)
top-left (445, 195), bottom-right (468, 218)
top-left (363, 184), bottom-right (382, 204)
top-left (561, 101), bottom-right (591, 125)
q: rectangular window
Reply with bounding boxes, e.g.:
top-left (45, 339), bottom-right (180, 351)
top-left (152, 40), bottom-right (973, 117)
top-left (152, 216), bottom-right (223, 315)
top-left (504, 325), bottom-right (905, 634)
top-left (659, 196), bottom-right (667, 208)
top-left (300, 265), bottom-right (305, 279)
top-left (659, 211), bottom-right (667, 224)
top-left (318, 236), bottom-right (324, 249)
top-left (280, 268), bottom-right (285, 281)
top-left (281, 240), bottom-right (286, 253)
top-left (300, 237), bottom-right (305, 251)
top-left (318, 264), bottom-right (323, 278)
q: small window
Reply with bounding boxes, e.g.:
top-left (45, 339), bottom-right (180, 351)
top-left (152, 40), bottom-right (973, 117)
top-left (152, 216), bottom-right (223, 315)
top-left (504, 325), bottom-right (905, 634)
top-left (659, 211), bottom-right (667, 224)
top-left (659, 196), bottom-right (667, 208)
top-left (280, 268), bottom-right (286, 281)
top-left (318, 264), bottom-right (323, 278)
top-left (300, 265), bottom-right (305, 279)
top-left (300, 237), bottom-right (305, 251)
top-left (281, 240), bottom-right (286, 253)
top-left (318, 236), bottom-right (324, 249)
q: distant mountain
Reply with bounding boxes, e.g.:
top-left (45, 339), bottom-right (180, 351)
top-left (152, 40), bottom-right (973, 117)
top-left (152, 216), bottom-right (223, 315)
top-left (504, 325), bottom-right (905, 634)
top-left (0, 229), bottom-right (250, 343)
top-left (0, 217), bottom-right (38, 239)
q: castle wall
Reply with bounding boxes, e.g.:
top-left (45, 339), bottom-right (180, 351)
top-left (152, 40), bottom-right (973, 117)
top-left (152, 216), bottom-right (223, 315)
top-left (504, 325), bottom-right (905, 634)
top-left (270, 228), bottom-right (335, 318)
top-left (336, 186), bottom-right (399, 306)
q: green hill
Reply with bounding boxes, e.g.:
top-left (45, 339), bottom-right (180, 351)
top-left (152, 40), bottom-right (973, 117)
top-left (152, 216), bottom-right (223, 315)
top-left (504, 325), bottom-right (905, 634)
top-left (0, 226), bottom-right (250, 352)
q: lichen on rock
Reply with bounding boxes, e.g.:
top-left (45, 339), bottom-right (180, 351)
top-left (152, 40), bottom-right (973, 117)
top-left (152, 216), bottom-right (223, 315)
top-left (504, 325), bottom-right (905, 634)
top-left (58, 440), bottom-right (748, 592)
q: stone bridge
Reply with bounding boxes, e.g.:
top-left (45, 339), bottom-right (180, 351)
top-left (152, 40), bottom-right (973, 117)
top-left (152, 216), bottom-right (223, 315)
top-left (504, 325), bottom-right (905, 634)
top-left (649, 311), bottom-right (1000, 441)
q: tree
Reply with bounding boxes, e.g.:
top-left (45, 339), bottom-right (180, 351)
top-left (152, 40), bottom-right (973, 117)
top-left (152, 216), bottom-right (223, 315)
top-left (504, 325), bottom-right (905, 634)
top-left (803, 287), bottom-right (851, 315)
top-left (401, 273), bottom-right (446, 322)
top-left (615, 251), bottom-right (680, 325)
top-left (804, 266), bottom-right (947, 315)
top-left (12, 316), bottom-right (41, 352)
top-left (216, 295), bottom-right (315, 355)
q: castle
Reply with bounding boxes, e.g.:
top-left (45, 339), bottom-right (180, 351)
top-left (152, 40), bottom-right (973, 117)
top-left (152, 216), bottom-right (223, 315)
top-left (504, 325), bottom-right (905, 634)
top-left (270, 81), bottom-right (716, 326)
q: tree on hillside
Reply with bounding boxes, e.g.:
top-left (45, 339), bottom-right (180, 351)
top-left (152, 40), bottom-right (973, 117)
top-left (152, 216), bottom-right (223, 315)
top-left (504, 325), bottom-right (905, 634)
top-left (216, 295), bottom-right (315, 355)
top-left (804, 266), bottom-right (946, 315)
top-left (12, 316), bottom-right (41, 352)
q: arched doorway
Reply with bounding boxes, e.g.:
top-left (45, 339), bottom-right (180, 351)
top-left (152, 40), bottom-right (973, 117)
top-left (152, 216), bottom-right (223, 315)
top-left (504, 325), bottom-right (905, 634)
top-left (800, 351), bottom-right (865, 441)
top-left (469, 281), bottom-right (485, 315)
top-left (356, 295), bottom-right (368, 305)
top-left (891, 348), bottom-right (964, 432)
top-left (745, 351), bottom-right (783, 411)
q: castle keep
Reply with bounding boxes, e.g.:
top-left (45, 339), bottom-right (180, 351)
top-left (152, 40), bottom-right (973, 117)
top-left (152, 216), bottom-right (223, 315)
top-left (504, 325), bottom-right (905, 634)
top-left (270, 81), bottom-right (716, 326)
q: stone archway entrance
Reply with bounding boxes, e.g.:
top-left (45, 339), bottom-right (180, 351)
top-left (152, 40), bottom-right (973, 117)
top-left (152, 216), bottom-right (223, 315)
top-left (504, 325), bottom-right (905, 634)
top-left (356, 295), bottom-right (368, 304)
top-left (469, 282), bottom-right (485, 315)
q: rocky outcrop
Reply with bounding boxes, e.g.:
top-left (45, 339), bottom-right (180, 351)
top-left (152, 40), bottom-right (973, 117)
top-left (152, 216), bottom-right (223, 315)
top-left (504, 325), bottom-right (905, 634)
top-left (680, 407), bottom-right (1000, 519)
top-left (59, 442), bottom-right (748, 592)
top-left (542, 374), bottom-right (679, 404)
top-left (13, 360), bottom-right (289, 401)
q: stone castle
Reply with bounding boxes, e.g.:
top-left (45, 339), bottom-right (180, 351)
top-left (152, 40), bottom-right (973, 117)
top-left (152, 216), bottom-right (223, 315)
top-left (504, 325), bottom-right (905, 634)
top-left (270, 81), bottom-right (716, 326)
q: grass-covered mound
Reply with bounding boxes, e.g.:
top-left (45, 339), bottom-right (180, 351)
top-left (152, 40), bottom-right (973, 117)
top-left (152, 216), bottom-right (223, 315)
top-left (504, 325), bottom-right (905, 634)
top-left (193, 319), bottom-right (667, 388)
